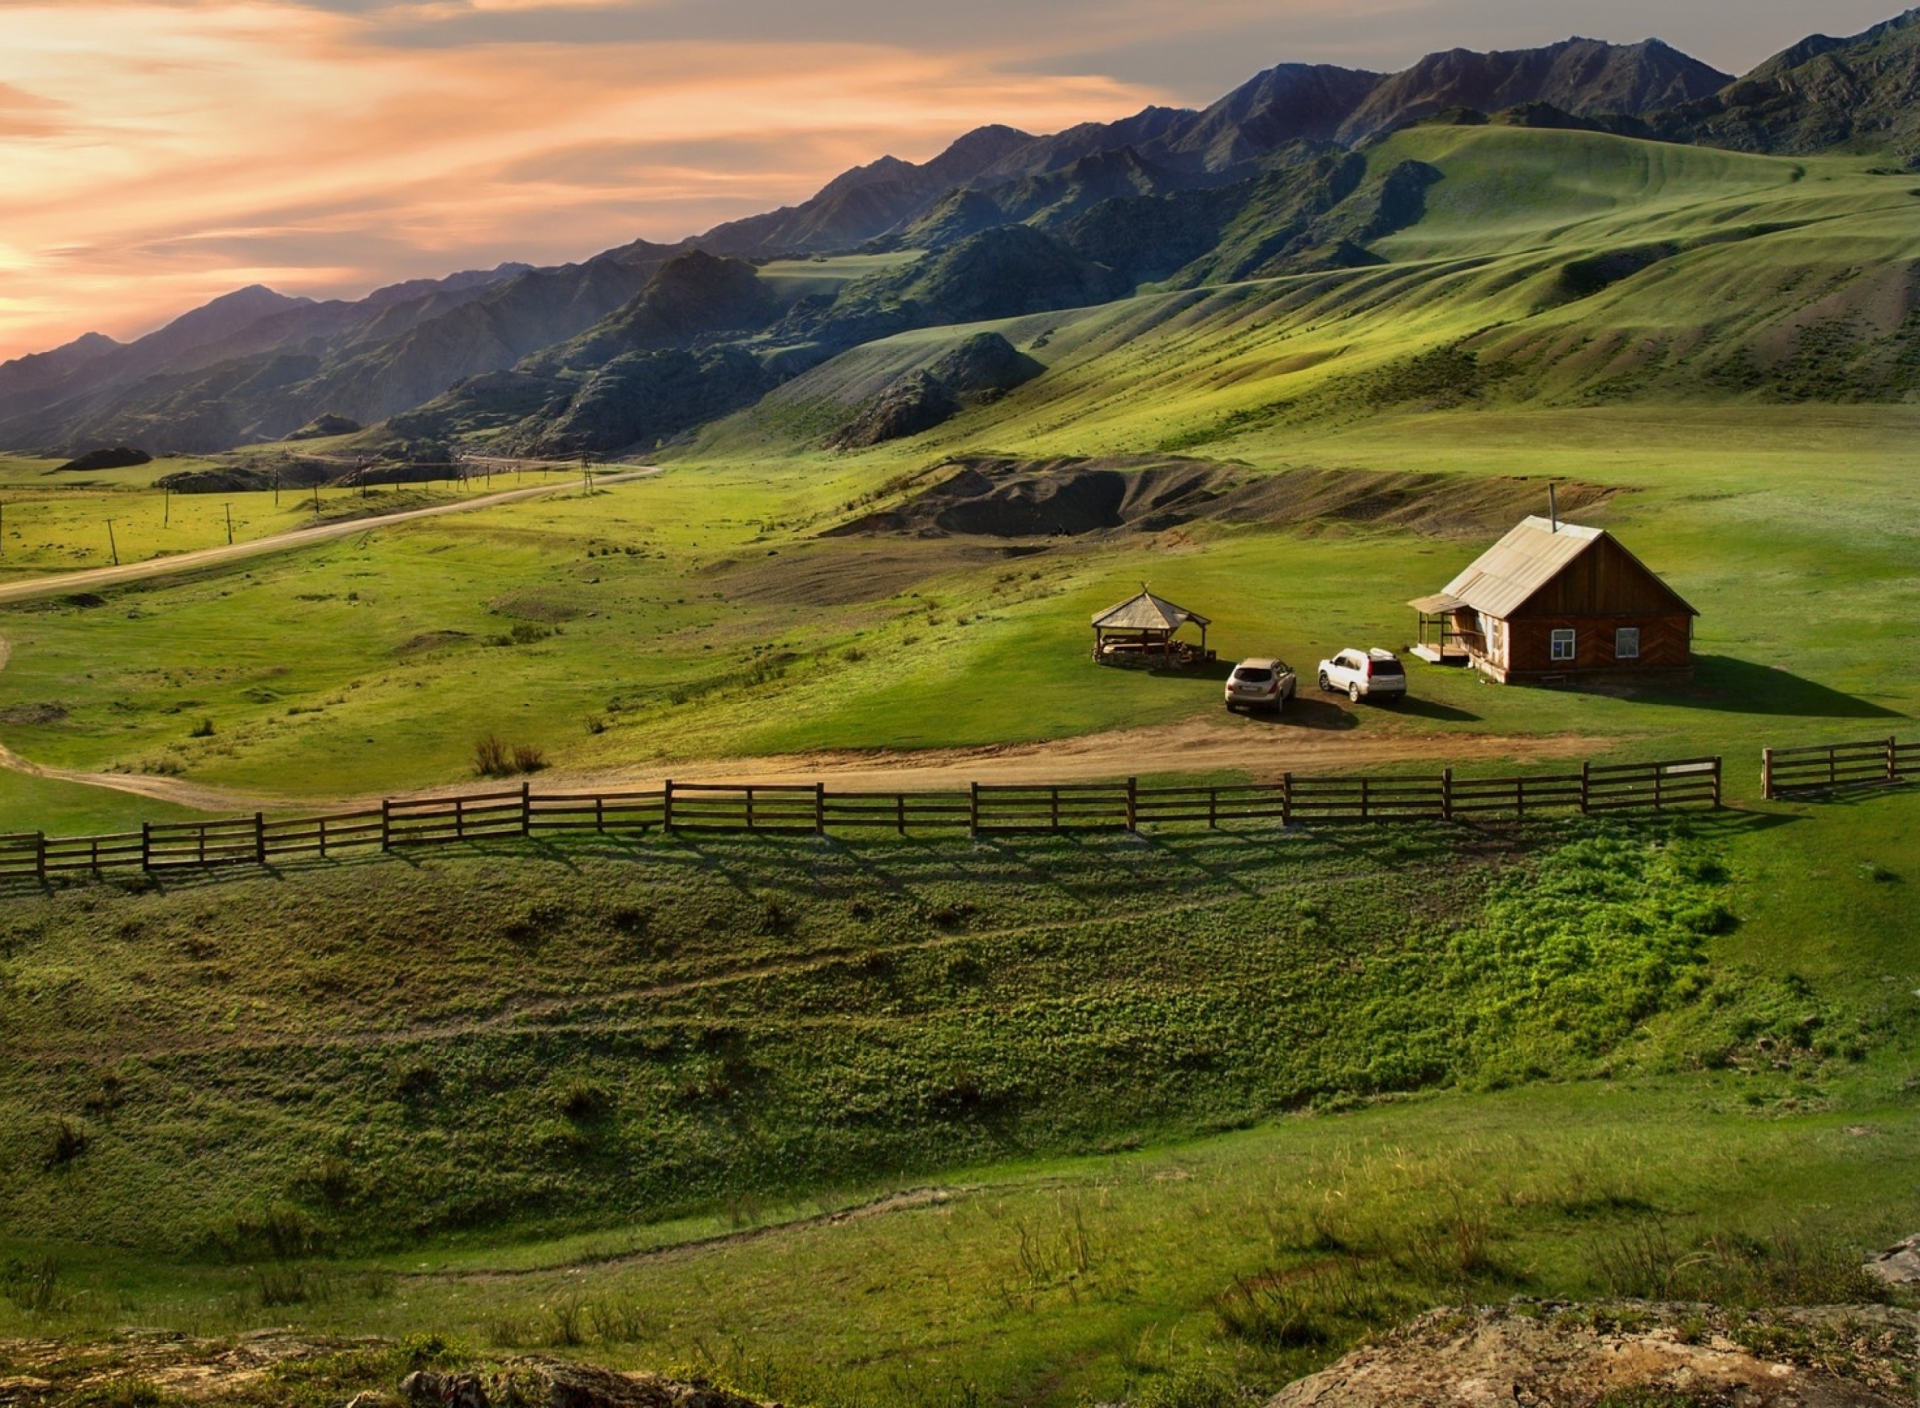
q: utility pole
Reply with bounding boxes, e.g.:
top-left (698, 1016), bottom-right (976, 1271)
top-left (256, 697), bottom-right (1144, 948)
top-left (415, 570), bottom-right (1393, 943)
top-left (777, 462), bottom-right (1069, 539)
top-left (106, 519), bottom-right (119, 566)
top-left (224, 502), bottom-right (234, 545)
top-left (163, 485), bottom-right (170, 527)
top-left (313, 482), bottom-right (321, 518)
top-left (273, 470), bottom-right (280, 506)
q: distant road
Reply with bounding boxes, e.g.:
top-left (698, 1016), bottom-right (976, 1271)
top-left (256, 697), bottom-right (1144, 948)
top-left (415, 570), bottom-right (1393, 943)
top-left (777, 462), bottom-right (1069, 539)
top-left (0, 467), bottom-right (660, 606)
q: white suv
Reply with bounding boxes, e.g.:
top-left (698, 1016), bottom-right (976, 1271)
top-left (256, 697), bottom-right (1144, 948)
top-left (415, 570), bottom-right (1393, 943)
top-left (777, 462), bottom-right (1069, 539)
top-left (1317, 648), bottom-right (1406, 704)
top-left (1224, 658), bottom-right (1296, 712)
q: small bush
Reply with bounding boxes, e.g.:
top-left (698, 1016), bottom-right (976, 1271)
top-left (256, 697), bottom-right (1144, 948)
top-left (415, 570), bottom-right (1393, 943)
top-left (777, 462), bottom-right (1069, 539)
top-left (474, 733), bottom-right (513, 777)
top-left (585, 714), bottom-right (607, 735)
top-left (189, 718), bottom-right (215, 738)
top-left (475, 734), bottom-right (547, 776)
top-left (546, 1295), bottom-right (586, 1347)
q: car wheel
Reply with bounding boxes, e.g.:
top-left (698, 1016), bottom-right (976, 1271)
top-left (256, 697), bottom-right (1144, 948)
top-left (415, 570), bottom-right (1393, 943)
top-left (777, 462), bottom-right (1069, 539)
top-left (1318, 671), bottom-right (1330, 691)
top-left (1274, 694), bottom-right (1286, 713)
top-left (1348, 682), bottom-right (1362, 703)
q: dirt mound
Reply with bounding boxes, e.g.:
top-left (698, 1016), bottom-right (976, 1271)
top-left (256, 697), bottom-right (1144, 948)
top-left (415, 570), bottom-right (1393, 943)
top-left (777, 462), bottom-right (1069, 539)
top-left (53, 446), bottom-right (150, 473)
top-left (155, 467), bottom-right (273, 494)
top-left (0, 703), bottom-right (65, 725)
top-left (1269, 1302), bottom-right (1919, 1407)
top-left (829, 456), bottom-right (1615, 540)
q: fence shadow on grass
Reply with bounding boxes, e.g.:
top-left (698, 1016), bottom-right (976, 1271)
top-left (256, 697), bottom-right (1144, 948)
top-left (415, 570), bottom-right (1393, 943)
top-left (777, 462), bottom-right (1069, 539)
top-left (1649, 656), bottom-right (1907, 720)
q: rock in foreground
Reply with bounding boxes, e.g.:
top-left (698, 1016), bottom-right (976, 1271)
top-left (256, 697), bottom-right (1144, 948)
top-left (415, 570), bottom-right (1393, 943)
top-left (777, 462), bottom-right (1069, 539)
top-left (1268, 1302), bottom-right (1919, 1407)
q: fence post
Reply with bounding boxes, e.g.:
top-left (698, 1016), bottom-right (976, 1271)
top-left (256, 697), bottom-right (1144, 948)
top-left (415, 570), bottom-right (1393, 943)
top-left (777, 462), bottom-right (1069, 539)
top-left (455, 796), bottom-right (466, 841)
top-left (814, 781), bottom-right (826, 836)
top-left (255, 811), bottom-right (266, 865)
top-left (1890, 736), bottom-right (1900, 784)
top-left (1654, 765), bottom-right (1665, 812)
top-left (319, 816), bottom-right (329, 860)
top-left (896, 792), bottom-right (906, 836)
top-left (1050, 788), bottom-right (1060, 831)
top-left (595, 795), bottom-right (604, 834)
top-left (1282, 773), bottom-right (1293, 826)
top-left (521, 781), bottom-right (531, 837)
top-left (1126, 776), bottom-right (1137, 832)
top-left (663, 779), bottom-right (675, 832)
top-left (1441, 768), bottom-right (1453, 823)
top-left (969, 781), bottom-right (979, 838)
top-left (1360, 777), bottom-right (1370, 822)
top-left (1761, 748), bottom-right (1774, 802)
top-left (1713, 756), bottom-right (1723, 808)
top-left (1828, 745), bottom-right (1838, 788)
top-left (35, 831), bottom-right (47, 882)
top-left (141, 822), bottom-right (151, 871)
top-left (381, 798), bottom-right (392, 850)
top-left (1208, 788), bottom-right (1218, 830)
top-left (1580, 761), bottom-right (1591, 815)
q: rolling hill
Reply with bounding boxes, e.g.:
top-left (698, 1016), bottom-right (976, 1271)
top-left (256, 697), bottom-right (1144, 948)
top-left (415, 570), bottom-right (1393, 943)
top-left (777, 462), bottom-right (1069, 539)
top-left (0, 14), bottom-right (1913, 465)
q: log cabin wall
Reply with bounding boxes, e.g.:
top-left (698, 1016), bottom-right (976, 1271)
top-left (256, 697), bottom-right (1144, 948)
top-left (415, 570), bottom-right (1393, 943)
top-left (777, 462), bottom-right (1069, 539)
top-left (1506, 613), bottom-right (1693, 675)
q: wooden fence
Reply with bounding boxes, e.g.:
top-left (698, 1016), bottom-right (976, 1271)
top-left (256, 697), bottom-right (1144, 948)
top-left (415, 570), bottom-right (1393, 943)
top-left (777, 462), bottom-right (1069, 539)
top-left (1761, 735), bottom-right (1914, 800)
top-left (0, 755), bottom-right (1723, 882)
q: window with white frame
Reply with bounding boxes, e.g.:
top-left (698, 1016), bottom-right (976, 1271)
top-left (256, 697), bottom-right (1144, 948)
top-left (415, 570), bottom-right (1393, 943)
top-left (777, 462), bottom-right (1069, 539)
top-left (1550, 628), bottom-right (1576, 662)
top-left (1615, 627), bottom-right (1641, 660)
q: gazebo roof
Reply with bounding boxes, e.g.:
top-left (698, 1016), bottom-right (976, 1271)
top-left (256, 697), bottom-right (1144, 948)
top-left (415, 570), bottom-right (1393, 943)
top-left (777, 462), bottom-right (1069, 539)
top-left (1091, 588), bottom-right (1211, 632)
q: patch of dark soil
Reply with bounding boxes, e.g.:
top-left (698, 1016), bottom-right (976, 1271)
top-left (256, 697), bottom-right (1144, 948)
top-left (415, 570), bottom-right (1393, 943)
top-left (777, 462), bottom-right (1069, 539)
top-left (394, 631), bottom-right (473, 657)
top-left (829, 456), bottom-right (1615, 542)
top-left (53, 446), bottom-right (149, 473)
top-left (488, 594), bottom-right (584, 623)
top-left (62, 593), bottom-right (107, 609)
top-left (0, 703), bottom-right (67, 725)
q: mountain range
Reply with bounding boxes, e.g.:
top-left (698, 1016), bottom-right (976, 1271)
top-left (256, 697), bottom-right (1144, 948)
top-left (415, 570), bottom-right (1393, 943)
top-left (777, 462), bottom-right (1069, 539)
top-left (2, 9), bottom-right (1916, 458)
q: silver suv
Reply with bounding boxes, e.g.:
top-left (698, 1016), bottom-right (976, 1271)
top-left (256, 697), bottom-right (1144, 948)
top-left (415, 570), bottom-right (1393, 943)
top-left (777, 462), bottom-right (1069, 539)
top-left (1317, 647), bottom-right (1406, 703)
top-left (1224, 658), bottom-right (1296, 712)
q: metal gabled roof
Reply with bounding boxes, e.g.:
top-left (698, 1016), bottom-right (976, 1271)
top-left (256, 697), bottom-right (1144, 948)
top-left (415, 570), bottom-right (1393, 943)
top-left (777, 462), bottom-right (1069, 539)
top-left (1427, 516), bottom-right (1603, 620)
top-left (1091, 588), bottom-right (1211, 632)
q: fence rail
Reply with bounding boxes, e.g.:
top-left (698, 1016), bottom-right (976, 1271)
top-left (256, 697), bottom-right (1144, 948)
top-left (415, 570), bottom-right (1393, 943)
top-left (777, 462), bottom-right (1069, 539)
top-left (0, 753), bottom-right (1726, 883)
top-left (1761, 736), bottom-right (1912, 800)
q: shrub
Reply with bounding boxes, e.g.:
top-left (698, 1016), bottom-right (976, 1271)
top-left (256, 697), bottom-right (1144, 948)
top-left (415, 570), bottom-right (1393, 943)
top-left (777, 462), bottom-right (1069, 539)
top-left (189, 718), bottom-right (215, 738)
top-left (474, 733), bottom-right (513, 777)
top-left (511, 743), bottom-right (547, 774)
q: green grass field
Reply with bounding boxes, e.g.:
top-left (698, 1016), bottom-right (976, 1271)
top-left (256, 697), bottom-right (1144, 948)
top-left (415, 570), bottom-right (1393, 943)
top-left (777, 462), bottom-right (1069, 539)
top-left (3, 123), bottom-right (1919, 1408)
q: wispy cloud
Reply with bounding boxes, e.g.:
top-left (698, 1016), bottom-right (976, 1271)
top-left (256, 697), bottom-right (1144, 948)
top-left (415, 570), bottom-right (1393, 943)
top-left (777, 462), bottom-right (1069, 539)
top-left (0, 0), bottom-right (1905, 362)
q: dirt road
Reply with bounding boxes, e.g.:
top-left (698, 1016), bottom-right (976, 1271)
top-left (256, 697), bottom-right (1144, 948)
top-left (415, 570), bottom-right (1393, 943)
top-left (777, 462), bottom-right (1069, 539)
top-left (0, 681), bottom-right (1605, 816)
top-left (0, 467), bottom-right (659, 606)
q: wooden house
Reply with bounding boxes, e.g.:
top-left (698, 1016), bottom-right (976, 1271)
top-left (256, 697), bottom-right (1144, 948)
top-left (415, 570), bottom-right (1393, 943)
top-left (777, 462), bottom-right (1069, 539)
top-left (1408, 516), bottom-right (1695, 683)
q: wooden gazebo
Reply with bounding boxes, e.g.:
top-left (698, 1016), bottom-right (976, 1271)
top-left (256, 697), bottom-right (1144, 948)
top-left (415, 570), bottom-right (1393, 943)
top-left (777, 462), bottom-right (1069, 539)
top-left (1091, 588), bottom-right (1215, 669)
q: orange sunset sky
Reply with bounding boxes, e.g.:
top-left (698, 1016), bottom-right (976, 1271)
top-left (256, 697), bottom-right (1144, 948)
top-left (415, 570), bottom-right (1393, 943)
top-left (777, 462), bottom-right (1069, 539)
top-left (0, 0), bottom-right (1902, 362)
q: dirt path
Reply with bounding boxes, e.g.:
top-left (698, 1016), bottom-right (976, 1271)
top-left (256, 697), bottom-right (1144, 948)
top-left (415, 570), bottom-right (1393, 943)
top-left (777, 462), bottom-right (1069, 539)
top-left (0, 696), bottom-right (1607, 815)
top-left (0, 467), bottom-right (659, 606)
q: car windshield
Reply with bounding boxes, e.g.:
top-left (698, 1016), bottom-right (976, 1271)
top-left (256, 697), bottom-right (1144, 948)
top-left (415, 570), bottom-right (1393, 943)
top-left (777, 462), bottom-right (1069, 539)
top-left (1368, 658), bottom-right (1404, 676)
top-left (1233, 668), bottom-right (1274, 683)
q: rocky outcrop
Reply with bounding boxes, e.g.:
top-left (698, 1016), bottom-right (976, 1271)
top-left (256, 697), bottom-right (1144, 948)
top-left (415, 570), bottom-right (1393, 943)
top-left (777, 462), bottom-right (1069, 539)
top-left (1268, 1302), bottom-right (1919, 1407)
top-left (288, 413), bottom-right (363, 439)
top-left (824, 370), bottom-right (960, 450)
top-left (824, 333), bottom-right (1041, 449)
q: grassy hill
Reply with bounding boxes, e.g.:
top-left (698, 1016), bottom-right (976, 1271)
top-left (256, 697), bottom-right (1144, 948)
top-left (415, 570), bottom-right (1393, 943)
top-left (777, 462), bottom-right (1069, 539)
top-left (2, 120), bottom-right (1919, 1408)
